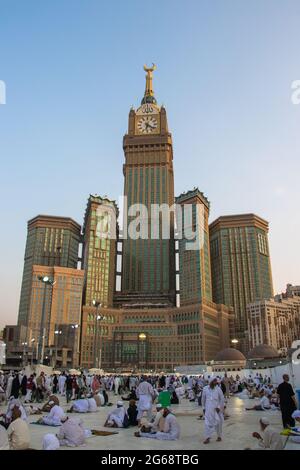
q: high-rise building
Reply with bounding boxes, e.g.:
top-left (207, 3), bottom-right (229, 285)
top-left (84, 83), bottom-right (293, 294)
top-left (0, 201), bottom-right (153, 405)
top-left (209, 214), bottom-right (274, 352)
top-left (28, 265), bottom-right (84, 366)
top-left (176, 188), bottom-right (212, 305)
top-left (18, 215), bottom-right (81, 326)
top-left (247, 296), bottom-right (300, 355)
top-left (81, 195), bottom-right (118, 308)
top-left (120, 65), bottom-right (175, 306)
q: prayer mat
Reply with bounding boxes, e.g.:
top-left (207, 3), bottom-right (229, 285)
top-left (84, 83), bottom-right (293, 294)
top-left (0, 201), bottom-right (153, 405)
top-left (91, 429), bottom-right (118, 436)
top-left (30, 421), bottom-right (61, 426)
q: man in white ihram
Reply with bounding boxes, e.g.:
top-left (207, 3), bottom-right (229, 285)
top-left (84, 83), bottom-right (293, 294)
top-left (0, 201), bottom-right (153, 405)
top-left (136, 377), bottom-right (155, 423)
top-left (202, 377), bottom-right (225, 444)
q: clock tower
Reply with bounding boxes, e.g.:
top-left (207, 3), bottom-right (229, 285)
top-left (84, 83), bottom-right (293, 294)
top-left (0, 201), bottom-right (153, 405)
top-left (120, 65), bottom-right (176, 306)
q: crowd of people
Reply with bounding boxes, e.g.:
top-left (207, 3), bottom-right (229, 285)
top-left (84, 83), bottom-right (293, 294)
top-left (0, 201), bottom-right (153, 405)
top-left (0, 369), bottom-right (299, 450)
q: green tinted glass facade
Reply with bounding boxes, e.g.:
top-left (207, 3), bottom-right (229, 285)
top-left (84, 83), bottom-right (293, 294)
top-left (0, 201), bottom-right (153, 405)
top-left (18, 216), bottom-right (81, 326)
top-left (210, 216), bottom-right (273, 351)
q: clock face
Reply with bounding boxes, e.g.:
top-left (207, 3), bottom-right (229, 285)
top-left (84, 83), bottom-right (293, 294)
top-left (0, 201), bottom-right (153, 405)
top-left (137, 116), bottom-right (158, 134)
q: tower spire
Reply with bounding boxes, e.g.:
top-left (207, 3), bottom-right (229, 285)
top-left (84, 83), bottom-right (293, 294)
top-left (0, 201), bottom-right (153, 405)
top-left (141, 63), bottom-right (157, 105)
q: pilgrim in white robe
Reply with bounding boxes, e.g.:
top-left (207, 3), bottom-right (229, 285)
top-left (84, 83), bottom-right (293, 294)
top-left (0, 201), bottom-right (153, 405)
top-left (72, 399), bottom-right (89, 413)
top-left (87, 397), bottom-right (97, 412)
top-left (42, 433), bottom-right (60, 450)
top-left (42, 405), bottom-right (65, 426)
top-left (136, 381), bottom-right (154, 420)
top-left (106, 406), bottom-right (126, 428)
top-left (58, 375), bottom-right (66, 395)
top-left (140, 413), bottom-right (180, 440)
top-left (202, 385), bottom-right (224, 439)
top-left (57, 417), bottom-right (86, 447)
top-left (257, 426), bottom-right (284, 450)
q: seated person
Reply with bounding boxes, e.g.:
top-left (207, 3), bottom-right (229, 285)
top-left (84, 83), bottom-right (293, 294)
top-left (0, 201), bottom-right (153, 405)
top-left (104, 401), bottom-right (127, 428)
top-left (40, 395), bottom-right (59, 413)
top-left (42, 433), bottom-right (60, 450)
top-left (68, 398), bottom-right (89, 413)
top-left (135, 407), bottom-right (180, 441)
top-left (122, 387), bottom-right (138, 401)
top-left (127, 400), bottom-right (138, 426)
top-left (7, 406), bottom-right (30, 450)
top-left (140, 404), bottom-right (165, 433)
top-left (93, 392), bottom-right (105, 407)
top-left (248, 417), bottom-right (283, 450)
top-left (0, 425), bottom-right (9, 450)
top-left (170, 390), bottom-right (179, 405)
top-left (246, 391), bottom-right (271, 411)
top-left (0, 398), bottom-right (27, 429)
top-left (37, 399), bottom-right (65, 426)
top-left (56, 415), bottom-right (86, 447)
top-left (87, 397), bottom-right (98, 412)
top-left (289, 410), bottom-right (300, 443)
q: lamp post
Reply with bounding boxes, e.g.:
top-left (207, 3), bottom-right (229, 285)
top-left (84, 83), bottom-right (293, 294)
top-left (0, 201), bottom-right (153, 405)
top-left (71, 324), bottom-right (79, 368)
top-left (231, 338), bottom-right (239, 350)
top-left (138, 333), bottom-right (147, 371)
top-left (54, 330), bottom-right (62, 368)
top-left (92, 300), bottom-right (105, 368)
top-left (30, 338), bottom-right (35, 367)
top-left (21, 342), bottom-right (28, 367)
top-left (38, 275), bottom-right (55, 364)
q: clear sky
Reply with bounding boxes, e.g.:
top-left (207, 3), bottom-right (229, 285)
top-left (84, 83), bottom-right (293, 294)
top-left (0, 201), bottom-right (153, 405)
top-left (1, 0), bottom-right (300, 329)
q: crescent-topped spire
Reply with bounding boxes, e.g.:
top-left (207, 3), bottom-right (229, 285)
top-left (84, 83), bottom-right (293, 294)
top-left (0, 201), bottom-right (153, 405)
top-left (141, 63), bottom-right (157, 105)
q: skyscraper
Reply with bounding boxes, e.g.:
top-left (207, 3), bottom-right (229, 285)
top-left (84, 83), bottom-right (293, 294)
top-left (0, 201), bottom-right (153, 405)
top-left (81, 195), bottom-right (118, 308)
top-left (176, 188), bottom-right (212, 305)
top-left (120, 65), bottom-right (175, 306)
top-left (18, 215), bottom-right (81, 327)
top-left (209, 214), bottom-right (274, 352)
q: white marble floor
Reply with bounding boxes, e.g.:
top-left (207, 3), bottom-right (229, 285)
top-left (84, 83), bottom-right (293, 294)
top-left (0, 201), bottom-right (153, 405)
top-left (1, 393), bottom-right (299, 450)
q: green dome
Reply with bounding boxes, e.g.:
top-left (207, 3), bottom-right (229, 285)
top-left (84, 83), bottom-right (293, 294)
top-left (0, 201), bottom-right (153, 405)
top-left (141, 95), bottom-right (157, 105)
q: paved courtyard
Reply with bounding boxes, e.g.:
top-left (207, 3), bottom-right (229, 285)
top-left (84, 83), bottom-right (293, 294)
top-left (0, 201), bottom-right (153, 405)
top-left (1, 393), bottom-right (299, 450)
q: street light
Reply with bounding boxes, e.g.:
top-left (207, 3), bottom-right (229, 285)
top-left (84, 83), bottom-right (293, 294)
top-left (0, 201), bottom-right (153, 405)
top-left (92, 300), bottom-right (105, 368)
top-left (21, 342), bottom-right (28, 367)
top-left (38, 275), bottom-right (55, 364)
top-left (30, 338), bottom-right (35, 366)
top-left (231, 339), bottom-right (239, 350)
top-left (54, 330), bottom-right (62, 368)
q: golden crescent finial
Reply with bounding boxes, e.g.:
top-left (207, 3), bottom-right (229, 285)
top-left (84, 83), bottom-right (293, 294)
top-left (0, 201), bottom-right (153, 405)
top-left (143, 63), bottom-right (156, 73)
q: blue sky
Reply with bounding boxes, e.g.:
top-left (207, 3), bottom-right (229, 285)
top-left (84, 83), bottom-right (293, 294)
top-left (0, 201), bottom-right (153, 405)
top-left (1, 0), bottom-right (300, 328)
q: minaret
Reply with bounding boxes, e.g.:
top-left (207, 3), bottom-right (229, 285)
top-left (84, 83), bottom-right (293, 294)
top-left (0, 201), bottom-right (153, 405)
top-left (119, 65), bottom-right (176, 306)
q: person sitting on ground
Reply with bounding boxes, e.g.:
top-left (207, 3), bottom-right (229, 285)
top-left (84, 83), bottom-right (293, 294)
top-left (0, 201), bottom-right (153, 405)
top-left (288, 410), bottom-right (300, 443)
top-left (56, 415), bottom-right (86, 447)
top-left (7, 406), bottom-right (30, 450)
top-left (0, 424), bottom-right (9, 450)
top-left (39, 395), bottom-right (59, 413)
top-left (37, 398), bottom-right (65, 426)
top-left (170, 390), bottom-right (179, 405)
top-left (248, 417), bottom-right (283, 450)
top-left (104, 401), bottom-right (127, 428)
top-left (246, 391), bottom-right (271, 411)
top-left (93, 391), bottom-right (105, 407)
top-left (122, 387), bottom-right (138, 401)
top-left (42, 433), bottom-right (60, 450)
top-left (0, 398), bottom-right (27, 429)
top-left (127, 400), bottom-right (138, 426)
top-left (141, 403), bottom-right (165, 433)
top-left (135, 407), bottom-right (180, 441)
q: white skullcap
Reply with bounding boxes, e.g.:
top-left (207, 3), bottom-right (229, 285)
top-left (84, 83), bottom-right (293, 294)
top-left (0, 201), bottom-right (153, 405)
top-left (156, 404), bottom-right (162, 408)
top-left (260, 417), bottom-right (270, 425)
top-left (117, 400), bottom-right (124, 406)
top-left (48, 401), bottom-right (54, 405)
top-left (292, 410), bottom-right (300, 419)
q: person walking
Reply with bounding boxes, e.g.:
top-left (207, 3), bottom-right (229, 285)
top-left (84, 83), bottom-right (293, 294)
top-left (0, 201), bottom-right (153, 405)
top-left (277, 374), bottom-right (297, 428)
